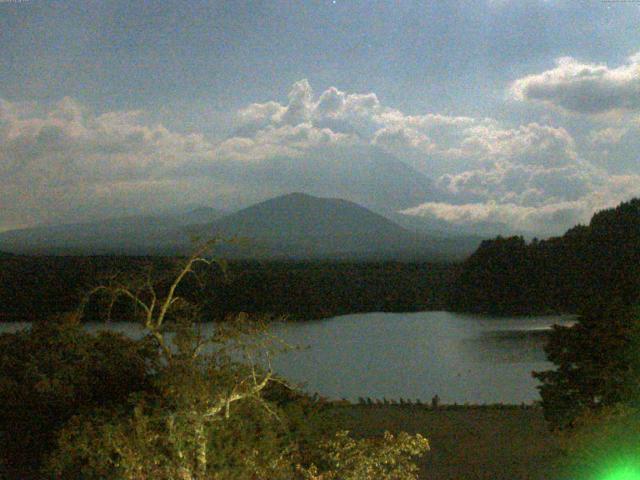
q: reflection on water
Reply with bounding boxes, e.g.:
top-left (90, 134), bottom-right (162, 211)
top-left (464, 329), bottom-right (550, 363)
top-left (0, 311), bottom-right (575, 405)
top-left (268, 311), bottom-right (575, 404)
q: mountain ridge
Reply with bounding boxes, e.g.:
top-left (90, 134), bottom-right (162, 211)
top-left (0, 193), bottom-right (481, 260)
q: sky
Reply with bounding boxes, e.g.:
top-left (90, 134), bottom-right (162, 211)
top-left (2, 0), bottom-right (640, 235)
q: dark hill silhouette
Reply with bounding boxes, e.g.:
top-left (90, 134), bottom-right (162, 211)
top-left (0, 194), bottom-right (480, 259)
top-left (189, 192), bottom-right (480, 260)
top-left (0, 207), bottom-right (225, 255)
top-left (448, 198), bottom-right (640, 314)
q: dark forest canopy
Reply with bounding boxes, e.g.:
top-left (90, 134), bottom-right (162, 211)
top-left (0, 257), bottom-right (455, 323)
top-left (448, 198), bottom-right (640, 315)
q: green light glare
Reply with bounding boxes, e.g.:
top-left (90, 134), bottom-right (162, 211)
top-left (601, 464), bottom-right (640, 480)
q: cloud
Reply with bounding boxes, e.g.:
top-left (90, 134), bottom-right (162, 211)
top-left (398, 118), bottom-right (640, 235)
top-left (213, 123), bottom-right (357, 163)
top-left (0, 97), bottom-right (212, 185)
top-left (232, 80), bottom-right (498, 176)
top-left (511, 53), bottom-right (640, 114)
top-left (3, 79), bottom-right (639, 235)
top-left (401, 171), bottom-right (640, 235)
top-left (0, 97), bottom-right (215, 225)
top-left (401, 200), bottom-right (590, 233)
top-left (588, 126), bottom-right (628, 146)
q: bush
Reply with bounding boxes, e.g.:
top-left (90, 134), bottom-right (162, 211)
top-left (297, 430), bottom-right (429, 480)
top-left (554, 404), bottom-right (640, 480)
top-left (533, 299), bottom-right (640, 430)
top-left (0, 314), bottom-right (156, 474)
top-left (5, 247), bottom-right (431, 479)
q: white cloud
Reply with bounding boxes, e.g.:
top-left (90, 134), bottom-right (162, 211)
top-left (588, 126), bottom-right (628, 146)
top-left (401, 172), bottom-right (640, 235)
top-left (401, 200), bottom-right (589, 233)
top-left (511, 53), bottom-right (640, 114)
top-left (3, 79), bottom-right (639, 234)
top-left (213, 123), bottom-right (357, 162)
top-left (0, 97), bottom-right (215, 226)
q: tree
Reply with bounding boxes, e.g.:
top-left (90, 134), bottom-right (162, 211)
top-left (533, 299), bottom-right (640, 430)
top-left (42, 243), bottom-right (429, 479)
top-left (0, 313), bottom-right (156, 475)
top-left (553, 404), bottom-right (640, 479)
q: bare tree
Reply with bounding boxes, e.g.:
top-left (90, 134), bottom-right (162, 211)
top-left (74, 240), bottom-right (288, 479)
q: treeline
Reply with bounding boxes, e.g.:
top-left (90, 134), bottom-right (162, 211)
top-left (0, 256), bottom-right (456, 322)
top-left (448, 198), bottom-right (640, 315)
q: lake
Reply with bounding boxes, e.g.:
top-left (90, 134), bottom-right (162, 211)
top-left (1, 311), bottom-right (575, 405)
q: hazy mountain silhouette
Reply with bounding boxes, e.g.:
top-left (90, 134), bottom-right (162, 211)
top-left (191, 192), bottom-right (481, 260)
top-left (193, 145), bottom-right (444, 212)
top-left (0, 208), bottom-right (225, 255)
top-left (0, 194), bottom-right (480, 259)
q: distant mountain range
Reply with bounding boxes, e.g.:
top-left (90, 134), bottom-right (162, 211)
top-left (0, 193), bottom-right (482, 260)
top-left (0, 207), bottom-right (225, 255)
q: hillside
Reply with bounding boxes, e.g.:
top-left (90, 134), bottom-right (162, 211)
top-left (0, 194), bottom-right (480, 260)
top-left (0, 208), bottom-right (225, 255)
top-left (448, 198), bottom-right (640, 314)
top-left (192, 193), bottom-right (479, 260)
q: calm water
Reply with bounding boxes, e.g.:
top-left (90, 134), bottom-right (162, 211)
top-left (1, 311), bottom-right (575, 405)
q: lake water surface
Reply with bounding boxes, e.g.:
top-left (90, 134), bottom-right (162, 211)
top-left (1, 311), bottom-right (575, 405)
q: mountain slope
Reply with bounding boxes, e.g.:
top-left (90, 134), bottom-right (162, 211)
top-left (0, 207), bottom-right (225, 255)
top-left (192, 192), bottom-right (478, 260)
top-left (0, 194), bottom-right (480, 259)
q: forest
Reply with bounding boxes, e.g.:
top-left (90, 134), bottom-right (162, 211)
top-left (4, 199), bottom-right (640, 324)
top-left (0, 256), bottom-right (455, 323)
top-left (448, 198), bottom-right (640, 315)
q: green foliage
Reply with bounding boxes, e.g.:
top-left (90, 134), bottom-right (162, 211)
top-left (45, 318), bottom-right (428, 480)
top-left (449, 198), bottom-right (640, 315)
top-left (533, 300), bottom-right (640, 430)
top-left (38, 249), bottom-right (430, 479)
top-left (0, 314), bottom-right (156, 473)
top-left (297, 430), bottom-right (429, 480)
top-left (554, 404), bottom-right (640, 480)
top-left (46, 393), bottom-right (299, 480)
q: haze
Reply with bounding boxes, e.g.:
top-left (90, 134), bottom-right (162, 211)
top-left (2, 0), bottom-right (640, 236)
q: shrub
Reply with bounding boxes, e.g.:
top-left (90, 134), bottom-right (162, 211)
top-left (0, 314), bottom-right (155, 474)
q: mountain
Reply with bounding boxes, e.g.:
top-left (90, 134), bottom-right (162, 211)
top-left (190, 192), bottom-right (480, 260)
top-left (0, 207), bottom-right (225, 255)
top-left (0, 194), bottom-right (481, 259)
top-left (204, 145), bottom-right (444, 213)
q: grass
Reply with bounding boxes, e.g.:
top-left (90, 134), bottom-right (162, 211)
top-left (330, 404), bottom-right (563, 480)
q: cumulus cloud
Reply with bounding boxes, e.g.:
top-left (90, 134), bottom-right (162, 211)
top-left (511, 53), bottom-right (640, 114)
top-left (588, 126), bottom-right (628, 146)
top-left (0, 97), bottom-right (216, 226)
top-left (3, 79), bottom-right (640, 234)
top-left (213, 123), bottom-right (357, 163)
top-left (0, 97), bottom-right (212, 185)
top-left (230, 80), bottom-right (497, 176)
top-left (399, 118), bottom-right (640, 235)
top-left (402, 171), bottom-right (640, 235)
top-left (401, 200), bottom-right (591, 233)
